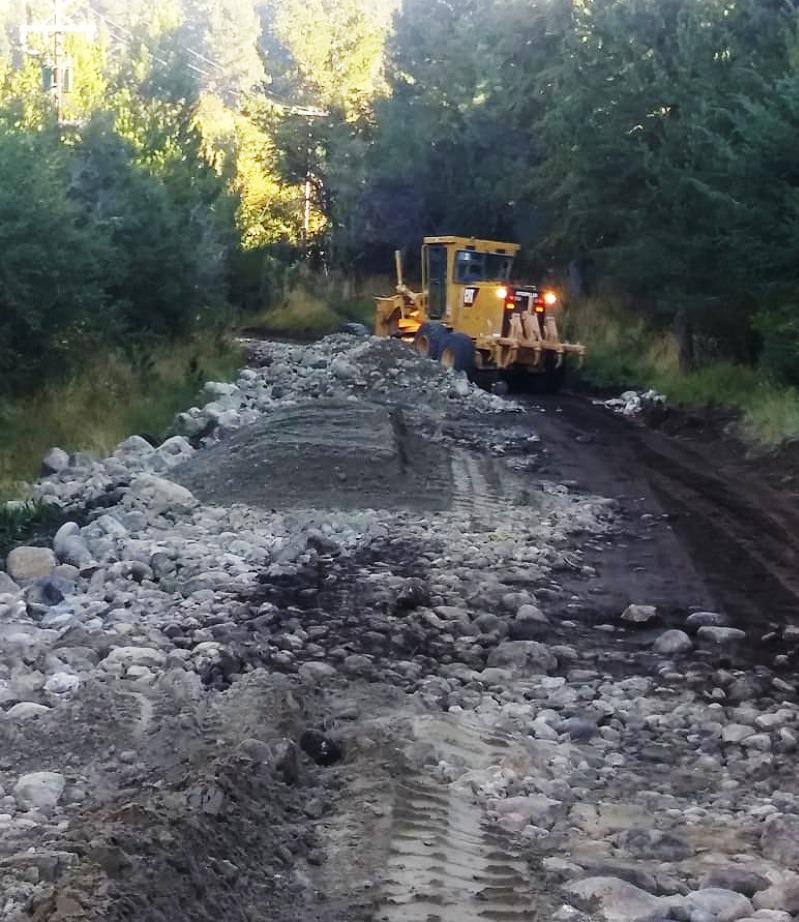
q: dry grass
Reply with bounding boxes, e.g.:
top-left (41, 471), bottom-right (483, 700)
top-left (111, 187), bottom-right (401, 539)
top-left (255, 272), bottom-right (394, 335)
top-left (0, 334), bottom-right (242, 500)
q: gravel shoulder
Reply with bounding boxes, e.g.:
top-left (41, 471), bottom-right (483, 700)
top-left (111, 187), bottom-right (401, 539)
top-left (1, 335), bottom-right (799, 922)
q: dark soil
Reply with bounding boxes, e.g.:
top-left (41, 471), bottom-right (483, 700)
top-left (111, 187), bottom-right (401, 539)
top-left (527, 392), bottom-right (799, 635)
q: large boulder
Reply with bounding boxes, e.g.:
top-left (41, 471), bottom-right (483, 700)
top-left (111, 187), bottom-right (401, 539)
top-left (5, 547), bottom-right (56, 582)
top-left (486, 641), bottom-right (557, 673)
top-left (124, 475), bottom-right (198, 516)
top-left (14, 771), bottom-right (65, 813)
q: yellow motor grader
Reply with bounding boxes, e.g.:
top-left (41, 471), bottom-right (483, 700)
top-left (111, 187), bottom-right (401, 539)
top-left (375, 236), bottom-right (585, 392)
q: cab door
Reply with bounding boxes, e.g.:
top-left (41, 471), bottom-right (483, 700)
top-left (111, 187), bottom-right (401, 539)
top-left (426, 245), bottom-right (448, 319)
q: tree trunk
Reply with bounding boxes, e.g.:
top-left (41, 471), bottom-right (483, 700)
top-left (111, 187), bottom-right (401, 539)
top-left (675, 307), bottom-right (695, 372)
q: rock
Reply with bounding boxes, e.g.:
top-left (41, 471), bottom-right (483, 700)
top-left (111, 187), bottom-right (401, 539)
top-left (752, 876), bottom-right (799, 915)
top-left (125, 475), bottom-right (198, 516)
top-left (621, 604), bottom-right (658, 624)
top-left (5, 547), bottom-right (57, 582)
top-left (752, 880), bottom-right (799, 914)
top-left (44, 672), bottom-right (80, 696)
top-left (155, 435), bottom-right (194, 466)
top-left (14, 771), bottom-right (65, 813)
top-left (41, 447), bottom-right (70, 474)
top-left (53, 563), bottom-right (80, 583)
top-left (697, 626), bottom-right (747, 645)
top-left (723, 724), bottom-right (755, 744)
top-left (102, 646), bottom-right (167, 673)
top-left (298, 662), bottom-right (337, 682)
top-left (532, 717), bottom-right (559, 740)
top-left (486, 641), bottom-right (557, 673)
top-left (494, 794), bottom-right (562, 830)
top-left (615, 828), bottom-right (693, 861)
top-left (560, 717), bottom-right (597, 740)
top-left (204, 381), bottom-right (241, 399)
top-left (653, 629), bottom-right (693, 655)
top-left (393, 578), bottom-right (430, 611)
top-left (0, 572), bottom-right (20, 594)
top-left (115, 435), bottom-right (155, 458)
top-left (330, 357), bottom-right (359, 381)
top-left (686, 611), bottom-right (729, 629)
top-left (299, 729), bottom-right (343, 766)
top-left (56, 536), bottom-right (94, 569)
top-left (27, 575), bottom-right (73, 606)
top-left (249, 736), bottom-right (300, 789)
top-left (268, 739), bottom-right (300, 785)
top-left (563, 877), bottom-right (667, 922)
top-left (516, 603), bottom-right (549, 624)
top-left (6, 703), bottom-right (51, 721)
top-left (685, 888), bottom-right (753, 921)
top-left (760, 814), bottom-right (799, 865)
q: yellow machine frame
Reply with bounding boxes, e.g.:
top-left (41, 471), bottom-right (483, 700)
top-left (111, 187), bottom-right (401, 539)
top-left (375, 236), bottom-right (585, 374)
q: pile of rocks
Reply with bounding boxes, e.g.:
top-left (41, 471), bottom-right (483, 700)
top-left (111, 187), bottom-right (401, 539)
top-left (598, 389), bottom-right (667, 418)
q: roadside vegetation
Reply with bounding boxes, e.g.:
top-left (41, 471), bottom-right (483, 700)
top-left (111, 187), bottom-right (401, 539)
top-left (0, 335), bottom-right (240, 500)
top-left (569, 299), bottom-right (799, 444)
top-left (3, 0), bottom-right (799, 495)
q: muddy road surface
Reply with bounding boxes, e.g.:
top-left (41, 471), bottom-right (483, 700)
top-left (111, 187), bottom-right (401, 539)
top-left (525, 394), bottom-right (799, 637)
top-left (2, 334), bottom-right (799, 922)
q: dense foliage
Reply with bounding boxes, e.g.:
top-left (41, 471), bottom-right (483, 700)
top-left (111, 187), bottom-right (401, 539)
top-left (2, 0), bottom-right (799, 397)
top-left (351, 0), bottom-right (799, 372)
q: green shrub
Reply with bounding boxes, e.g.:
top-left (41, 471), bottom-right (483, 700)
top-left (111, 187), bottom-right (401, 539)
top-left (0, 498), bottom-right (61, 555)
top-left (754, 304), bottom-right (799, 387)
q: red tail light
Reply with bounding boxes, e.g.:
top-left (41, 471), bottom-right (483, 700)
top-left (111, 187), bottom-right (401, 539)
top-left (505, 287), bottom-right (516, 310)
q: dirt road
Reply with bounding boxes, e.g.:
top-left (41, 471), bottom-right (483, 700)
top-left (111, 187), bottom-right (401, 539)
top-left (526, 394), bottom-right (799, 637)
top-left (3, 335), bottom-right (799, 922)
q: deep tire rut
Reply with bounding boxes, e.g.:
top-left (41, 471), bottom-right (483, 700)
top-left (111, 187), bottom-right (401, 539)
top-left (374, 715), bottom-right (541, 922)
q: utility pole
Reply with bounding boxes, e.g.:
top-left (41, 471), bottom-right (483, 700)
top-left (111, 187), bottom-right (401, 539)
top-left (19, 0), bottom-right (94, 124)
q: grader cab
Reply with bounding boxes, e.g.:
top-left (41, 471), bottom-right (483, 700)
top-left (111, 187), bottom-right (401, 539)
top-left (375, 236), bottom-right (585, 391)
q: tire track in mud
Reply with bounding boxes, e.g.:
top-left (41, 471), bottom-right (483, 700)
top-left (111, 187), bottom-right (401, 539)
top-left (374, 714), bottom-right (547, 922)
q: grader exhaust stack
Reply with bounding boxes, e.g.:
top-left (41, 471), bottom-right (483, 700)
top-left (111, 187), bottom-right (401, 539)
top-left (374, 236), bottom-right (585, 392)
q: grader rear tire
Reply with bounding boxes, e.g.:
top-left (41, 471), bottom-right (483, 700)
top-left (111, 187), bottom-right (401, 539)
top-left (440, 332), bottom-right (475, 374)
top-left (414, 322), bottom-right (449, 360)
top-left (542, 354), bottom-right (566, 394)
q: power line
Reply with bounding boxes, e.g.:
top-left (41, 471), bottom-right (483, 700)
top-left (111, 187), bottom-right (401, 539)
top-left (83, 3), bottom-right (328, 117)
top-left (20, 0), bottom-right (94, 122)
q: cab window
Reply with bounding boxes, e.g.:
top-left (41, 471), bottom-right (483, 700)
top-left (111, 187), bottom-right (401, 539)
top-left (455, 250), bottom-right (513, 283)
